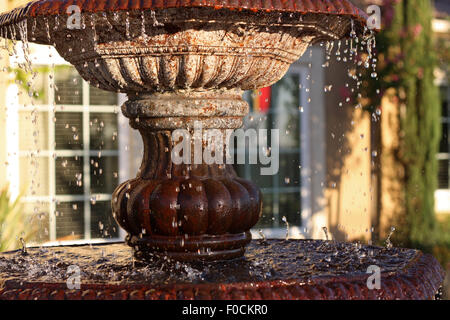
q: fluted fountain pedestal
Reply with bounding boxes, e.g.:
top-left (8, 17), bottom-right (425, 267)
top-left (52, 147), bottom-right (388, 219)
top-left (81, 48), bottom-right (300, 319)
top-left (113, 90), bottom-right (260, 260)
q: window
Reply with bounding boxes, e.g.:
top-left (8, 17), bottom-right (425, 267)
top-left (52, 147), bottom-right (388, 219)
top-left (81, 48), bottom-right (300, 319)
top-left (438, 86), bottom-right (449, 188)
top-left (15, 65), bottom-right (121, 244)
top-left (436, 85), bottom-right (450, 214)
top-left (238, 67), bottom-right (314, 238)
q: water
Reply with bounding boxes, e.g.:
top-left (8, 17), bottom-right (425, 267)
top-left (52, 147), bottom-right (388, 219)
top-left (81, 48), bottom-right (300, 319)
top-left (150, 10), bottom-right (164, 27)
top-left (385, 227), bottom-right (396, 249)
top-left (19, 238), bottom-right (27, 255)
top-left (281, 216), bottom-right (289, 240)
top-left (125, 12), bottom-right (130, 39)
top-left (258, 229), bottom-right (266, 241)
top-left (140, 12), bottom-right (146, 38)
top-left (0, 241), bottom-right (417, 285)
top-left (322, 227), bottom-right (329, 241)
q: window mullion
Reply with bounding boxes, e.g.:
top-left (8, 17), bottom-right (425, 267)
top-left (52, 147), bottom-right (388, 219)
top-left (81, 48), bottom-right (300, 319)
top-left (48, 68), bottom-right (56, 241)
top-left (82, 80), bottom-right (91, 240)
top-left (447, 95), bottom-right (450, 189)
top-left (299, 65), bottom-right (312, 236)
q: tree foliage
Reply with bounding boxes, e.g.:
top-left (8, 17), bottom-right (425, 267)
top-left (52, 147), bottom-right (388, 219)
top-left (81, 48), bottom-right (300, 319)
top-left (0, 185), bottom-right (36, 252)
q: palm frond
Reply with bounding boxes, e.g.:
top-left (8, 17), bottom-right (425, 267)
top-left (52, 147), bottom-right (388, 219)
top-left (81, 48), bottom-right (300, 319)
top-left (0, 184), bottom-right (37, 252)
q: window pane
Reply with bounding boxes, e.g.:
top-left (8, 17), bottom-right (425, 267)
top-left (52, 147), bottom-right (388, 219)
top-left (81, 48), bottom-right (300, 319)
top-left (54, 66), bottom-right (82, 105)
top-left (90, 201), bottom-right (119, 239)
top-left (440, 87), bottom-right (448, 118)
top-left (250, 163), bottom-right (273, 188)
top-left (17, 68), bottom-right (49, 106)
top-left (440, 122), bottom-right (448, 153)
top-left (23, 202), bottom-right (50, 243)
top-left (18, 111), bottom-right (49, 151)
top-left (278, 152), bottom-right (300, 187)
top-left (270, 74), bottom-right (300, 148)
top-left (240, 73), bottom-right (302, 229)
top-left (255, 193), bottom-right (274, 228)
top-left (278, 192), bottom-right (301, 226)
top-left (438, 159), bottom-right (449, 189)
top-left (55, 157), bottom-right (84, 195)
top-left (19, 156), bottom-right (50, 196)
top-left (33, 68), bottom-right (50, 105)
top-left (90, 156), bottom-right (119, 194)
top-left (89, 86), bottom-right (118, 106)
top-left (55, 112), bottom-right (83, 150)
top-left (55, 201), bottom-right (84, 240)
top-left (90, 113), bottom-right (118, 150)
top-left (234, 163), bottom-right (246, 179)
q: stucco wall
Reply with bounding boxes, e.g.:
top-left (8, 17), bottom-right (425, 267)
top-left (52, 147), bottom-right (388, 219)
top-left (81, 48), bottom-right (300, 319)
top-left (323, 47), bottom-right (373, 242)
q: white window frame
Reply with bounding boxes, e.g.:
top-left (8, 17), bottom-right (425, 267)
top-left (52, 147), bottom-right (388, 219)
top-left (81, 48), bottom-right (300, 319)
top-left (433, 16), bottom-right (450, 215)
top-left (435, 84), bottom-right (450, 215)
top-left (7, 43), bottom-right (130, 246)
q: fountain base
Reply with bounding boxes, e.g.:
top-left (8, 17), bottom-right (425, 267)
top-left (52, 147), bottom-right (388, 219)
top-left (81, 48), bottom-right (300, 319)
top-left (128, 232), bottom-right (251, 261)
top-left (0, 240), bottom-right (444, 300)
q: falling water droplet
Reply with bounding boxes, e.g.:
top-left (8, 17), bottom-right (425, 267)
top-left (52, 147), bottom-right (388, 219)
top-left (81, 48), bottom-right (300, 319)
top-left (282, 216), bottom-right (289, 240)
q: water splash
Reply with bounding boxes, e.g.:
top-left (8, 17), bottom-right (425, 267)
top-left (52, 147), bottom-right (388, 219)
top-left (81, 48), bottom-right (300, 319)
top-left (20, 237), bottom-right (28, 255)
top-left (44, 17), bottom-right (52, 44)
top-left (140, 11), bottom-right (147, 39)
top-left (0, 241), bottom-right (417, 285)
top-left (322, 226), bottom-right (329, 241)
top-left (17, 20), bottom-right (32, 73)
top-left (125, 12), bottom-right (130, 39)
top-left (258, 229), bottom-right (266, 242)
top-left (281, 216), bottom-right (289, 240)
top-left (103, 12), bottom-right (113, 31)
top-left (91, 13), bottom-right (98, 44)
top-left (150, 10), bottom-right (164, 27)
top-left (385, 227), bottom-right (396, 249)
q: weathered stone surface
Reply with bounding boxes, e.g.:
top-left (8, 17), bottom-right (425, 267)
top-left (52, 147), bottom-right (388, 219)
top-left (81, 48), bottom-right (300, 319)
top-left (58, 10), bottom-right (314, 93)
top-left (0, 0), bottom-right (369, 33)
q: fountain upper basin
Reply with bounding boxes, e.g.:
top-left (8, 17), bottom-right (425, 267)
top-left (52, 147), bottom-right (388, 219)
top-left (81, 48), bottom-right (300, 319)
top-left (0, 0), bottom-right (368, 93)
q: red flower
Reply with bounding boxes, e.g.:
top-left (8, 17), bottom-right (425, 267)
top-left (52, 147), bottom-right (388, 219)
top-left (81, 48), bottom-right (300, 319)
top-left (417, 68), bottom-right (424, 79)
top-left (412, 24), bottom-right (423, 37)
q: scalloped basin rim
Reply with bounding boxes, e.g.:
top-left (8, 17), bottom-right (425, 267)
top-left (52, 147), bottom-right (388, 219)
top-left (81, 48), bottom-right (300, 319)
top-left (0, 0), bottom-right (369, 29)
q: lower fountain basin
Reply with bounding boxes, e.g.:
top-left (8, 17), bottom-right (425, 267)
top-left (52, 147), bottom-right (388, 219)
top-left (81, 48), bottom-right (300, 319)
top-left (0, 240), bottom-right (444, 300)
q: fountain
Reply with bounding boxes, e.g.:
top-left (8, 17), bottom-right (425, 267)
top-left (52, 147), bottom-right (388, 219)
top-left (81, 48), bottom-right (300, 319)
top-left (0, 0), bottom-right (445, 299)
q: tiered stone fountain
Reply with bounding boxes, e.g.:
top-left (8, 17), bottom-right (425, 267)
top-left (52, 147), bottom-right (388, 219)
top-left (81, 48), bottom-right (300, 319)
top-left (0, 0), bottom-right (444, 299)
